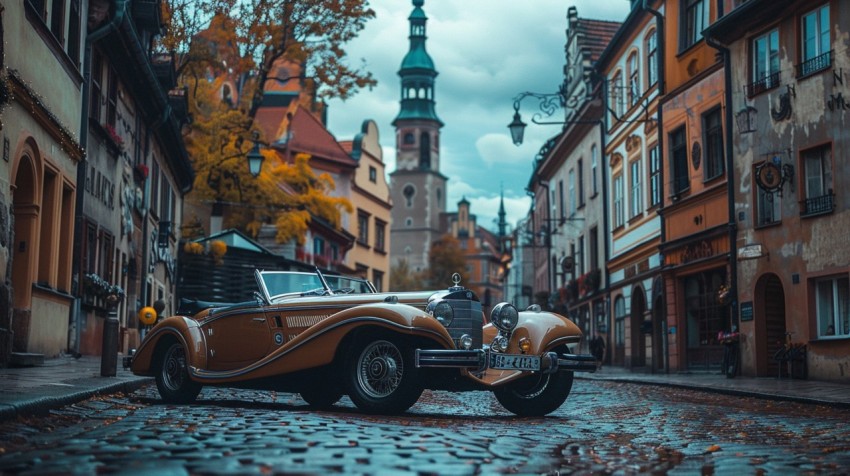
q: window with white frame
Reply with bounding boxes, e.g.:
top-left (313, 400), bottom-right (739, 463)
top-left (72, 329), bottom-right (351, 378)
top-left (611, 72), bottom-right (624, 120)
top-left (628, 52), bottom-right (640, 107)
top-left (751, 28), bottom-right (779, 95)
top-left (815, 275), bottom-right (849, 338)
top-left (800, 4), bottom-right (831, 77)
top-left (568, 169), bottom-right (576, 217)
top-left (578, 159), bottom-right (585, 207)
top-left (559, 180), bottom-right (565, 221)
top-left (613, 173), bottom-right (625, 228)
top-left (649, 145), bottom-right (661, 207)
top-left (802, 144), bottom-right (834, 216)
top-left (646, 28), bottom-right (658, 86)
top-left (681, 0), bottom-right (709, 50)
top-left (591, 146), bottom-right (599, 196)
top-left (630, 159), bottom-right (642, 219)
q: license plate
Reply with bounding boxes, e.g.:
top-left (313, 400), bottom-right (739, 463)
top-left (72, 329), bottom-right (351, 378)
top-left (489, 353), bottom-right (540, 371)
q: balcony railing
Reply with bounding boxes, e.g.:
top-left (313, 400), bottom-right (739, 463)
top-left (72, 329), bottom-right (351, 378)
top-left (746, 71), bottom-right (780, 97)
top-left (797, 50), bottom-right (833, 79)
top-left (801, 191), bottom-right (834, 217)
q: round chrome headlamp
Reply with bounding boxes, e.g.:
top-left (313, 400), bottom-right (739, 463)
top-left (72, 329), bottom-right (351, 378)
top-left (459, 334), bottom-right (473, 350)
top-left (430, 300), bottom-right (454, 326)
top-left (490, 302), bottom-right (519, 332)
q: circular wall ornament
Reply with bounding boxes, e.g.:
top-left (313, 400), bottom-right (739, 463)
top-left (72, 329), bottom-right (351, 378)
top-left (691, 141), bottom-right (701, 170)
top-left (755, 162), bottom-right (783, 192)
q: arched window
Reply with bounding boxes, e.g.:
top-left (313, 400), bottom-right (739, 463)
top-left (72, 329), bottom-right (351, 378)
top-left (419, 132), bottom-right (431, 169)
top-left (646, 28), bottom-right (658, 87)
top-left (403, 132), bottom-right (415, 145)
top-left (403, 185), bottom-right (415, 207)
top-left (628, 52), bottom-right (640, 106)
top-left (611, 71), bottom-right (624, 120)
top-left (405, 218), bottom-right (413, 227)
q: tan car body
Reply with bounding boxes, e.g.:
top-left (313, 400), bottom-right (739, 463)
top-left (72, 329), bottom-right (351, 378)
top-left (130, 292), bottom-right (582, 389)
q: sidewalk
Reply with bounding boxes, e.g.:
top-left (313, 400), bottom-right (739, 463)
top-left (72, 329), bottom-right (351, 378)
top-left (0, 355), bottom-right (151, 422)
top-left (1, 357), bottom-right (848, 423)
top-left (577, 366), bottom-right (850, 408)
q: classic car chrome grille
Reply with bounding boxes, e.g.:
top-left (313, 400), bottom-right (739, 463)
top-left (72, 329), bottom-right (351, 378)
top-left (286, 314), bottom-right (328, 328)
top-left (446, 300), bottom-right (483, 349)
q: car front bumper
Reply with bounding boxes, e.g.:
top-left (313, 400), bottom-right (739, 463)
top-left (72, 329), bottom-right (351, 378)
top-left (415, 349), bottom-right (597, 373)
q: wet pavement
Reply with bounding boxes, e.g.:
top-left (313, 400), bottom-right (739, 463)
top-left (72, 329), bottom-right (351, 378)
top-left (1, 379), bottom-right (849, 474)
top-left (2, 355), bottom-right (849, 424)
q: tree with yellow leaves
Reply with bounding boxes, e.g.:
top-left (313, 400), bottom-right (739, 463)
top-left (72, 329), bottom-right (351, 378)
top-left (161, 1), bottom-right (369, 243)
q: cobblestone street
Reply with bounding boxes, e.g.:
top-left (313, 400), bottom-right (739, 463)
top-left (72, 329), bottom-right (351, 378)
top-left (1, 379), bottom-right (849, 474)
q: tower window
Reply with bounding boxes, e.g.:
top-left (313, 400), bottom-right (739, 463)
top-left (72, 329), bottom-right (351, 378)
top-left (404, 132), bottom-right (415, 145)
top-left (403, 185), bottom-right (415, 207)
top-left (419, 132), bottom-right (431, 169)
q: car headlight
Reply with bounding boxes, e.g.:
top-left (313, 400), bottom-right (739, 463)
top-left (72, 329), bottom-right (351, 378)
top-left (490, 302), bottom-right (518, 332)
top-left (430, 300), bottom-right (454, 326)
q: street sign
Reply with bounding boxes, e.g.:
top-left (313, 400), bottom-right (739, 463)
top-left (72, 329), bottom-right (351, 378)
top-left (738, 243), bottom-right (766, 260)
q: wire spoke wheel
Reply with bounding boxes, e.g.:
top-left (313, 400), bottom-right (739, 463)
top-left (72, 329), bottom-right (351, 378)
top-left (345, 335), bottom-right (422, 414)
top-left (357, 340), bottom-right (404, 398)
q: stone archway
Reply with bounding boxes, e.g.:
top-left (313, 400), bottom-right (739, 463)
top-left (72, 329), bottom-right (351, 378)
top-left (755, 273), bottom-right (786, 377)
top-left (11, 152), bottom-right (39, 352)
top-left (630, 287), bottom-right (647, 368)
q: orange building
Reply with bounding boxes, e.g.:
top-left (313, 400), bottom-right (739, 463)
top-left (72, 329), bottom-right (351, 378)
top-left (656, 0), bottom-right (732, 372)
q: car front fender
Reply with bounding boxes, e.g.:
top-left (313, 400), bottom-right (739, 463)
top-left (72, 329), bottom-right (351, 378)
top-left (130, 316), bottom-right (207, 377)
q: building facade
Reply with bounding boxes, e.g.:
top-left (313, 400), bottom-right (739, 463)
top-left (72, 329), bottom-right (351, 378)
top-left (1, 0), bottom-right (85, 363)
top-left (389, 0), bottom-right (446, 275)
top-left (526, 7), bottom-right (619, 354)
top-left (1, 0), bottom-right (192, 363)
top-left (707, 0), bottom-right (850, 381)
top-left (657, 0), bottom-right (732, 372)
top-left (597, 3), bottom-right (665, 370)
top-left (343, 120), bottom-right (392, 292)
top-left (442, 197), bottom-right (507, 316)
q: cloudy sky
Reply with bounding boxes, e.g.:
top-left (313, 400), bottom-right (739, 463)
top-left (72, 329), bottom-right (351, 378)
top-left (326, 0), bottom-right (631, 232)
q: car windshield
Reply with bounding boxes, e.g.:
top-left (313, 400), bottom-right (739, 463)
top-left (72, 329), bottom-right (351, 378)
top-left (258, 270), bottom-right (375, 301)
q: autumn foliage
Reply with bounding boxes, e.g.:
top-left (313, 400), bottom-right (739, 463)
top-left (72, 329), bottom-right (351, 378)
top-left (158, 1), bottom-right (372, 243)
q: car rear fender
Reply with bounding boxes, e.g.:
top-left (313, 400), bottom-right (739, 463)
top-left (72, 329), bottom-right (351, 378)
top-left (130, 316), bottom-right (207, 376)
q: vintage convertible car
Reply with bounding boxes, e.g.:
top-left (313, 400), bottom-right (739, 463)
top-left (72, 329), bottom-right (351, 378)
top-left (126, 269), bottom-right (597, 416)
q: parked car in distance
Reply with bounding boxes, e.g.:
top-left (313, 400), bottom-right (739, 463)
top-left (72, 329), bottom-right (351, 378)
top-left (126, 269), bottom-right (596, 416)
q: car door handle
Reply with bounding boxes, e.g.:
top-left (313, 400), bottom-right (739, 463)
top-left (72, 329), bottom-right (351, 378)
top-left (253, 318), bottom-right (266, 322)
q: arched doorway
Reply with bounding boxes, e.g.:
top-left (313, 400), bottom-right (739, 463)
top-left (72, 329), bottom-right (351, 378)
top-left (11, 152), bottom-right (39, 352)
top-left (630, 288), bottom-right (647, 368)
top-left (755, 273), bottom-right (786, 377)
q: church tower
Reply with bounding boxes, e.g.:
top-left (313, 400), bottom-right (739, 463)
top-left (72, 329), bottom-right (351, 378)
top-left (389, 0), bottom-right (446, 273)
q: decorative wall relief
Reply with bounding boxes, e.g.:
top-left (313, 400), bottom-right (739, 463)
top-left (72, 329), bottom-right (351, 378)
top-left (691, 141), bottom-right (701, 170)
top-left (771, 85), bottom-right (795, 122)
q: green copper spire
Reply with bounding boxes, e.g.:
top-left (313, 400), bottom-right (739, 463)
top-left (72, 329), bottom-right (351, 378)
top-left (394, 0), bottom-right (442, 126)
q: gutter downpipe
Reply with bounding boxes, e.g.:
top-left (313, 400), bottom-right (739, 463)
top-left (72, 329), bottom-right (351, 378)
top-left (70, 0), bottom-right (129, 355)
top-left (705, 28), bottom-right (739, 331)
top-left (538, 179), bottom-right (553, 303)
top-left (643, 0), bottom-right (667, 372)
